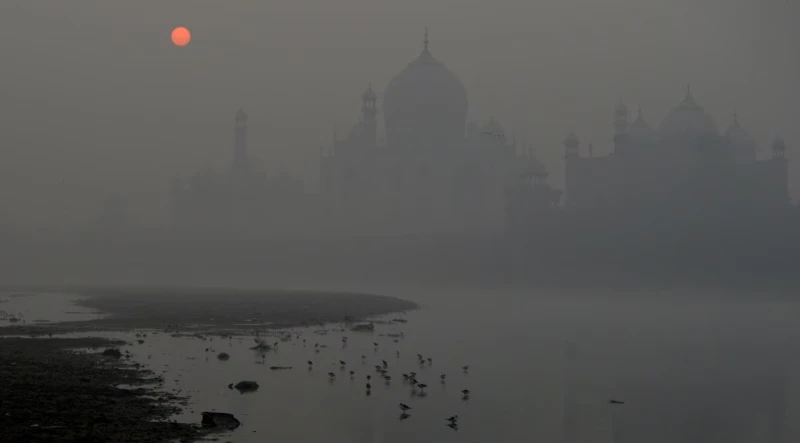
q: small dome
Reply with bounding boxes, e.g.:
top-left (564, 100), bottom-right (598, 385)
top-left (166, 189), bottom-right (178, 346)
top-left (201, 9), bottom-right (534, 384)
top-left (627, 108), bottom-right (656, 145)
top-left (361, 84), bottom-right (377, 101)
top-left (521, 156), bottom-right (547, 177)
top-left (658, 87), bottom-right (720, 139)
top-left (772, 137), bottom-right (787, 152)
top-left (480, 116), bottom-right (505, 138)
top-left (615, 101), bottom-right (628, 115)
top-left (563, 132), bottom-right (579, 145)
top-left (724, 113), bottom-right (756, 148)
top-left (235, 107), bottom-right (248, 123)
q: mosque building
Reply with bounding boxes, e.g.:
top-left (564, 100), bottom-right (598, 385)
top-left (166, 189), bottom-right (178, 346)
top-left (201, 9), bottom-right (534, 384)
top-left (563, 87), bottom-right (789, 217)
top-left (320, 30), bottom-right (558, 235)
top-left (170, 107), bottom-right (311, 236)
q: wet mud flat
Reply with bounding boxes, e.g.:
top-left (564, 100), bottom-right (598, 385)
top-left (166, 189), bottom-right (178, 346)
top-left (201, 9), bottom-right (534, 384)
top-left (0, 337), bottom-right (206, 442)
top-left (0, 286), bottom-right (418, 335)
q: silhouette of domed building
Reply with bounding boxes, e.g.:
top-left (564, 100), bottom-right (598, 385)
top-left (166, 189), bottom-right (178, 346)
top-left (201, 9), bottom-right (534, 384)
top-left (320, 30), bottom-right (557, 235)
top-left (564, 87), bottom-right (789, 215)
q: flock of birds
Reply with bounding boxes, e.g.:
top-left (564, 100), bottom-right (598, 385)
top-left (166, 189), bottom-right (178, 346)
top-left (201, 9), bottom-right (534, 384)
top-left (308, 338), bottom-right (473, 430)
top-left (180, 320), bottom-right (475, 430)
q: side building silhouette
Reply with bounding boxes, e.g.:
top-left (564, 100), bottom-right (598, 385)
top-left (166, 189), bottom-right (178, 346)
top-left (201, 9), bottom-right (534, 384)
top-left (563, 88), bottom-right (788, 215)
top-left (169, 108), bottom-right (315, 237)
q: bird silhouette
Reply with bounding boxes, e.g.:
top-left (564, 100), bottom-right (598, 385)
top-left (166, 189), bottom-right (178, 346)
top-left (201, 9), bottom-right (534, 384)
top-left (400, 413), bottom-right (411, 421)
top-left (609, 399), bottom-right (625, 405)
top-left (399, 403), bottom-right (411, 411)
top-left (446, 415), bottom-right (459, 423)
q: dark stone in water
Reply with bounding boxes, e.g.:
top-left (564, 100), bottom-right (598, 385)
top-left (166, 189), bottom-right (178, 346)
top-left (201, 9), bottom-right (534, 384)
top-left (234, 380), bottom-right (259, 392)
top-left (217, 352), bottom-right (230, 361)
top-left (269, 366), bottom-right (292, 370)
top-left (201, 411), bottom-right (241, 429)
top-left (101, 348), bottom-right (122, 358)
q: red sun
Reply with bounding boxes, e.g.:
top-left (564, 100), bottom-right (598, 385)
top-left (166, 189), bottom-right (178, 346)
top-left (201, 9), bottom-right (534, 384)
top-left (171, 27), bottom-right (191, 47)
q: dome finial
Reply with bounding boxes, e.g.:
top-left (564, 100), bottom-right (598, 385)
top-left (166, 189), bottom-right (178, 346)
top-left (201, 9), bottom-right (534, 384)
top-left (733, 109), bottom-right (738, 124)
top-left (423, 27), bottom-right (429, 51)
top-left (637, 106), bottom-right (642, 119)
top-left (686, 83), bottom-right (692, 97)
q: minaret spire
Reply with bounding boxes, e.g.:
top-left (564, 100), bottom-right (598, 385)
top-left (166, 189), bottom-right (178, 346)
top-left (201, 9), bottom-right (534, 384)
top-left (423, 27), bottom-right (429, 51)
top-left (232, 107), bottom-right (248, 174)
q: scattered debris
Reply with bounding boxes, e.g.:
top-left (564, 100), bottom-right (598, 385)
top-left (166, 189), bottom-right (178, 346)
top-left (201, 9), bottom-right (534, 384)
top-left (234, 381), bottom-right (259, 392)
top-left (101, 348), bottom-right (122, 358)
top-left (201, 411), bottom-right (241, 429)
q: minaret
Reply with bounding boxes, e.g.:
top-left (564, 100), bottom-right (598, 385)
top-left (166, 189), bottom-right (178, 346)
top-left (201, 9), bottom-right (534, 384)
top-left (361, 83), bottom-right (378, 147)
top-left (232, 107), bottom-right (249, 174)
top-left (614, 100), bottom-right (628, 154)
top-left (564, 132), bottom-right (580, 208)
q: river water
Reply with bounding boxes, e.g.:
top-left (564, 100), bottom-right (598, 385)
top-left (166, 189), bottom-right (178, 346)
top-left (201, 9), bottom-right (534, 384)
top-left (6, 286), bottom-right (800, 442)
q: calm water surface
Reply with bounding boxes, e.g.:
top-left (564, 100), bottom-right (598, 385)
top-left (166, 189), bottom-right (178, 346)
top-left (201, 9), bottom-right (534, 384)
top-left (16, 287), bottom-right (800, 442)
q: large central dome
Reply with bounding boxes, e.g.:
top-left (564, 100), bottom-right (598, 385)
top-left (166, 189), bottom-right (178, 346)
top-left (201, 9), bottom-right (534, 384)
top-left (658, 87), bottom-right (720, 140)
top-left (383, 32), bottom-right (469, 149)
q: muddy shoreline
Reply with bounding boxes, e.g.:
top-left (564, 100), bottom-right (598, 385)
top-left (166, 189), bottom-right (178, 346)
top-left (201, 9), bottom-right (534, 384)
top-left (1, 286), bottom-right (417, 335)
top-left (0, 337), bottom-right (204, 442)
top-left (0, 286), bottom-right (418, 442)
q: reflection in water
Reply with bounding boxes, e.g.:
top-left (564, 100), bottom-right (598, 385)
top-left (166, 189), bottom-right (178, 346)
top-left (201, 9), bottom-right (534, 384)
top-left (8, 287), bottom-right (800, 442)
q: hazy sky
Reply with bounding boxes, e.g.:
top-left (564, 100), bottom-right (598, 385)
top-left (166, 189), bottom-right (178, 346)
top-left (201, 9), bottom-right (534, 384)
top-left (0, 0), bottom-right (798, 227)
